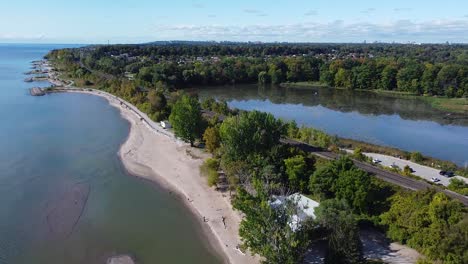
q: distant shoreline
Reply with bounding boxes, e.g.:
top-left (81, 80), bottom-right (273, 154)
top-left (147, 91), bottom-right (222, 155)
top-left (280, 81), bottom-right (468, 114)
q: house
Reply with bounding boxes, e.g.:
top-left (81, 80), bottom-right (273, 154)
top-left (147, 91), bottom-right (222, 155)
top-left (160, 121), bottom-right (172, 129)
top-left (270, 193), bottom-right (319, 232)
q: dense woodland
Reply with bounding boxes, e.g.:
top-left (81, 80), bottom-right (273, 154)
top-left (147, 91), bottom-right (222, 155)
top-left (47, 44), bottom-right (468, 264)
top-left (48, 43), bottom-right (468, 97)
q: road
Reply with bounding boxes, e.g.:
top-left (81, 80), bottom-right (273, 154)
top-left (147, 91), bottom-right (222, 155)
top-left (281, 138), bottom-right (468, 206)
top-left (362, 152), bottom-right (468, 187)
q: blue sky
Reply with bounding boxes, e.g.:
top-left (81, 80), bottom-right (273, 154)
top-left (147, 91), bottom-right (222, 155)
top-left (1, 0), bottom-right (468, 44)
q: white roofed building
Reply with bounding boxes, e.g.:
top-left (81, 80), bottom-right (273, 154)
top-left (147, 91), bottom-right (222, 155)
top-left (270, 193), bottom-right (319, 232)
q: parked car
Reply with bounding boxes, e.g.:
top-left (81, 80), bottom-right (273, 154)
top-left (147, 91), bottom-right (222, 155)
top-left (439, 170), bottom-right (455, 177)
top-left (431, 177), bottom-right (440, 183)
top-left (446, 171), bottom-right (455, 177)
top-left (372, 158), bottom-right (381, 164)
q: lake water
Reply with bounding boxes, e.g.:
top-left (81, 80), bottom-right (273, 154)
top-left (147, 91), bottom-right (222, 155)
top-left (195, 84), bottom-right (468, 167)
top-left (0, 44), bottom-right (222, 264)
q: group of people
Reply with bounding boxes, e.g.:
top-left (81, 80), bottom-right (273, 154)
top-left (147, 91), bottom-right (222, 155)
top-left (202, 215), bottom-right (227, 229)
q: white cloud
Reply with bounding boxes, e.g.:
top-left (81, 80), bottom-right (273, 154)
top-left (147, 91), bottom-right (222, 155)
top-left (152, 19), bottom-right (468, 43)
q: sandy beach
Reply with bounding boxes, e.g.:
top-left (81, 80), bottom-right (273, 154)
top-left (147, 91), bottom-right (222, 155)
top-left (52, 87), bottom-right (259, 264)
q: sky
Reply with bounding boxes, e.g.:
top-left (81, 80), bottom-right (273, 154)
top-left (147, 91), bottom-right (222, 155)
top-left (1, 0), bottom-right (468, 44)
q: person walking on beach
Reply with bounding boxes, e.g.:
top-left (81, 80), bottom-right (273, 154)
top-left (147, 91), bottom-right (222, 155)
top-left (222, 216), bottom-right (226, 229)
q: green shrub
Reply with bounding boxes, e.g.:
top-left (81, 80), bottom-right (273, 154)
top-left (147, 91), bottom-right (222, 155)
top-left (448, 178), bottom-right (468, 196)
top-left (200, 158), bottom-right (220, 187)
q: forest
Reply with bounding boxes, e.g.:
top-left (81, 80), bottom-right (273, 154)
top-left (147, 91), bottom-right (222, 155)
top-left (47, 42), bottom-right (468, 97)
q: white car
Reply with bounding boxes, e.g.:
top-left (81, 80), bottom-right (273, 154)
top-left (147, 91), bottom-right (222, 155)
top-left (372, 158), bottom-right (382, 164)
top-left (431, 177), bottom-right (440, 183)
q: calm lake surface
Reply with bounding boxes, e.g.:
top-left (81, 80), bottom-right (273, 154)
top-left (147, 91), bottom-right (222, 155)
top-left (0, 44), bottom-right (221, 264)
top-left (196, 84), bottom-right (468, 167)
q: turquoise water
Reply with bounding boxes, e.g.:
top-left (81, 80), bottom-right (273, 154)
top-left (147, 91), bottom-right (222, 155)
top-left (0, 44), bottom-right (222, 264)
top-left (196, 84), bottom-right (468, 167)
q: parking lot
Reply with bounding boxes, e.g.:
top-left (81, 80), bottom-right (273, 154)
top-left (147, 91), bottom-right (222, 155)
top-left (363, 152), bottom-right (467, 187)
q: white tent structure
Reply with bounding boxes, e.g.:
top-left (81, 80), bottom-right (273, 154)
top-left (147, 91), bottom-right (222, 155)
top-left (270, 193), bottom-right (319, 232)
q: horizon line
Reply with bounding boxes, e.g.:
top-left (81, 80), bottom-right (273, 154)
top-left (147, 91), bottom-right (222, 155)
top-left (1, 40), bottom-right (468, 46)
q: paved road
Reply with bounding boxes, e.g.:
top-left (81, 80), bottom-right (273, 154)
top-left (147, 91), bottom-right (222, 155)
top-left (363, 152), bottom-right (467, 187)
top-left (281, 138), bottom-right (468, 206)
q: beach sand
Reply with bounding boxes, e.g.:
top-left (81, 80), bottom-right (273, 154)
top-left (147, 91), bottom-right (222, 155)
top-left (59, 89), bottom-right (259, 264)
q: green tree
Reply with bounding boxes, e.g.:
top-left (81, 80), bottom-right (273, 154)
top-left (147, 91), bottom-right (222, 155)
top-left (380, 64), bottom-right (398, 90)
top-left (381, 190), bottom-right (466, 263)
top-left (284, 155), bottom-right (309, 192)
top-left (169, 95), bottom-right (203, 146)
top-left (147, 89), bottom-right (167, 112)
top-left (410, 151), bottom-right (424, 163)
top-left (437, 65), bottom-right (461, 97)
top-left (258, 71), bottom-right (271, 84)
top-left (333, 168), bottom-right (372, 213)
top-left (353, 147), bottom-right (365, 161)
top-left (219, 111), bottom-right (285, 161)
top-left (334, 68), bottom-right (352, 88)
top-left (233, 186), bottom-right (313, 264)
top-left (448, 178), bottom-right (468, 196)
top-left (397, 62), bottom-right (423, 94)
top-left (403, 165), bottom-right (413, 176)
top-left (309, 157), bottom-right (354, 199)
top-left (352, 63), bottom-right (376, 90)
top-left (315, 199), bottom-right (364, 264)
top-left (421, 63), bottom-right (441, 95)
top-left (286, 120), bottom-right (299, 138)
top-left (310, 157), bottom-right (372, 213)
top-left (201, 97), bottom-right (216, 110)
top-left (203, 126), bottom-right (220, 153)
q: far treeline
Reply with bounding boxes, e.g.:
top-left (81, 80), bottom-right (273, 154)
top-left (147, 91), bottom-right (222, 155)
top-left (47, 43), bottom-right (468, 97)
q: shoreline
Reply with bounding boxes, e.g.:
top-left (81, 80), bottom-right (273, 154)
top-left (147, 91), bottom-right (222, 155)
top-left (49, 88), bottom-right (259, 264)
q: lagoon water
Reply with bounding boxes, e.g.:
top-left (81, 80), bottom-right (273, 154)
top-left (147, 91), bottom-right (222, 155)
top-left (0, 45), bottom-right (221, 264)
top-left (196, 84), bottom-right (468, 167)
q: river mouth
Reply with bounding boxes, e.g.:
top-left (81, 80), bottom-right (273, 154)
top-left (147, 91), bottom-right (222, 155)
top-left (194, 84), bottom-right (468, 166)
top-left (0, 45), bottom-right (223, 264)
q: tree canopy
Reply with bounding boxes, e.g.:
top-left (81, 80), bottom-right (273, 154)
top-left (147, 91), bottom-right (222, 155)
top-left (219, 111), bottom-right (285, 161)
top-left (169, 95), bottom-right (203, 146)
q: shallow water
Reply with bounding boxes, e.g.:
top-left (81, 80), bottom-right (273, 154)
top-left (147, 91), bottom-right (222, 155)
top-left (0, 44), bottom-right (222, 264)
top-left (195, 84), bottom-right (468, 167)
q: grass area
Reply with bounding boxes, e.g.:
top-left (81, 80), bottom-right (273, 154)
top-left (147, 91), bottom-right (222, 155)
top-left (420, 96), bottom-right (468, 113)
top-left (280, 81), bottom-right (329, 88)
top-left (365, 89), bottom-right (419, 96)
top-left (363, 90), bottom-right (467, 113)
